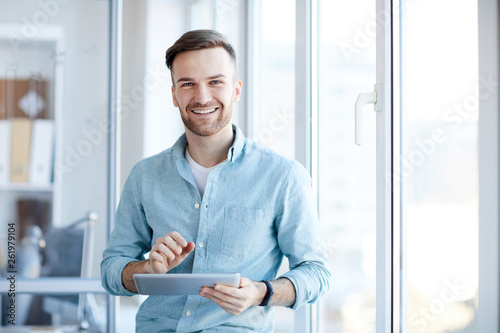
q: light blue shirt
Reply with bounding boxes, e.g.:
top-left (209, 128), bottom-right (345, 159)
top-left (101, 125), bottom-right (331, 332)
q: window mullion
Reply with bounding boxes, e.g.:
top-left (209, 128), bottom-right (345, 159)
top-left (295, 0), bottom-right (315, 330)
top-left (375, 0), bottom-right (394, 331)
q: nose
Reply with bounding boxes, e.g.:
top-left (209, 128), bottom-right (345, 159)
top-left (193, 84), bottom-right (212, 105)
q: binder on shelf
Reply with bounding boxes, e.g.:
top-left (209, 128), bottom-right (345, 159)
top-left (29, 119), bottom-right (54, 185)
top-left (0, 120), bottom-right (11, 184)
top-left (0, 79), bottom-right (7, 120)
top-left (10, 118), bottom-right (32, 183)
top-left (0, 78), bottom-right (49, 119)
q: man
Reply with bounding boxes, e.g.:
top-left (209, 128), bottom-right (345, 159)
top-left (101, 29), bottom-right (331, 332)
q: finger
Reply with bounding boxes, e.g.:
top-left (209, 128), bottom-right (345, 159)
top-left (201, 288), bottom-right (235, 306)
top-left (153, 243), bottom-right (176, 261)
top-left (157, 235), bottom-right (184, 255)
top-left (200, 288), bottom-right (244, 315)
top-left (214, 284), bottom-right (239, 297)
top-left (149, 250), bottom-right (166, 263)
top-left (201, 292), bottom-right (229, 312)
top-left (239, 277), bottom-right (251, 287)
top-left (168, 231), bottom-right (188, 248)
top-left (165, 237), bottom-right (185, 255)
top-left (180, 241), bottom-right (196, 258)
top-left (201, 286), bottom-right (229, 300)
top-left (204, 285), bottom-right (244, 307)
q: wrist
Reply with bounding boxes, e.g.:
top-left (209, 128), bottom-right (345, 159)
top-left (254, 281), bottom-right (268, 306)
top-left (144, 259), bottom-right (154, 274)
top-left (258, 280), bottom-right (274, 307)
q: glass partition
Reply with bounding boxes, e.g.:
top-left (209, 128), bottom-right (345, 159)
top-left (0, 0), bottom-right (112, 330)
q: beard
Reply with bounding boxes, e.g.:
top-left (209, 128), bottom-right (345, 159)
top-left (180, 100), bottom-right (233, 137)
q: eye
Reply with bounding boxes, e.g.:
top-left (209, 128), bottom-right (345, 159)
top-left (181, 82), bottom-right (193, 87)
top-left (210, 80), bottom-right (222, 84)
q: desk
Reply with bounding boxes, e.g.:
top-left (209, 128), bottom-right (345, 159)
top-left (0, 325), bottom-right (76, 332)
top-left (0, 277), bottom-right (106, 329)
top-left (0, 277), bottom-right (105, 295)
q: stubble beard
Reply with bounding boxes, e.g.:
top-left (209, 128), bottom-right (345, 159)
top-left (180, 102), bottom-right (233, 137)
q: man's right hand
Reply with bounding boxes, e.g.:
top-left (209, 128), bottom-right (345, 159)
top-left (122, 231), bottom-right (195, 292)
top-left (147, 231), bottom-right (196, 274)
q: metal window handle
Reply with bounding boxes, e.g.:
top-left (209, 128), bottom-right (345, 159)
top-left (355, 84), bottom-right (382, 145)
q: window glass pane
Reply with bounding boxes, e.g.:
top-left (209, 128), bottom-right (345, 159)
top-left (252, 0), bottom-right (296, 161)
top-left (318, 0), bottom-right (377, 332)
top-left (0, 0), bottom-right (110, 329)
top-left (404, 1), bottom-right (479, 332)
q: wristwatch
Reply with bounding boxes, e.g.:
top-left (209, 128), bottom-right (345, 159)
top-left (259, 280), bottom-right (274, 306)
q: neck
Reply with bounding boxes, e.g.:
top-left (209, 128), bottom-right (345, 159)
top-left (185, 124), bottom-right (234, 168)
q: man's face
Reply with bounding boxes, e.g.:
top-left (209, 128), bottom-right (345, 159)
top-left (171, 47), bottom-right (242, 137)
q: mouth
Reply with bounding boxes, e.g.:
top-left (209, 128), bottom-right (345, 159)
top-left (191, 107), bottom-right (218, 115)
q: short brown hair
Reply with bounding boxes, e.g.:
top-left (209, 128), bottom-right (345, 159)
top-left (165, 29), bottom-right (237, 70)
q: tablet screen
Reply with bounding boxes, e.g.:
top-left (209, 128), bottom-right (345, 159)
top-left (133, 273), bottom-right (241, 295)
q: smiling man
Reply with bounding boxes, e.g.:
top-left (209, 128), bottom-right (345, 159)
top-left (101, 30), bottom-right (331, 333)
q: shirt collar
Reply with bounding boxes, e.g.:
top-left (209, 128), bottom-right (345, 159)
top-left (171, 124), bottom-right (246, 163)
top-left (227, 124), bottom-right (245, 163)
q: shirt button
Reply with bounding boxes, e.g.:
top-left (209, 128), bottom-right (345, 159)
top-left (199, 242), bottom-right (204, 248)
top-left (194, 203), bottom-right (200, 209)
top-left (185, 310), bottom-right (192, 316)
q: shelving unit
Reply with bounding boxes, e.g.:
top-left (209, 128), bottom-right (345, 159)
top-left (0, 24), bottom-right (64, 237)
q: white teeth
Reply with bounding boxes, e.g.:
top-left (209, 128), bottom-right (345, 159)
top-left (192, 108), bottom-right (216, 114)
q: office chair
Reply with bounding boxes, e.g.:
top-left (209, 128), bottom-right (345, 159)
top-left (42, 211), bottom-right (102, 331)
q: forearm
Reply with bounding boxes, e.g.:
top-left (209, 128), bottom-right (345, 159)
top-left (122, 259), bottom-right (150, 293)
top-left (266, 277), bottom-right (296, 307)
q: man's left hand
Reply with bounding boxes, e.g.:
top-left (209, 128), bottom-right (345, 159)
top-left (200, 277), bottom-right (266, 315)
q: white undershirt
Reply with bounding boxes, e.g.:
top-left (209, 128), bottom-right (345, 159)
top-left (185, 148), bottom-right (217, 199)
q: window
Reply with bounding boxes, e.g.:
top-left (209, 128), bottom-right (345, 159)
top-left (121, 0), bottom-right (497, 331)
top-left (317, 0), bottom-right (377, 331)
top-left (250, 0), bottom-right (296, 161)
top-left (403, 0), bottom-right (479, 331)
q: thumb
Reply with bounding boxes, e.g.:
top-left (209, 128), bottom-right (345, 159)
top-left (239, 277), bottom-right (253, 288)
top-left (181, 241), bottom-right (196, 257)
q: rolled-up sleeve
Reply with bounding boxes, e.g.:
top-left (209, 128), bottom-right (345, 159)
top-left (100, 163), bottom-right (152, 296)
top-left (276, 161), bottom-right (332, 309)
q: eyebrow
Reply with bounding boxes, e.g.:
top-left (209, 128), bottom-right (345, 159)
top-left (176, 74), bottom-right (227, 84)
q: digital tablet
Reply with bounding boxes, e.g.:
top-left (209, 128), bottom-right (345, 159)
top-left (133, 273), bottom-right (241, 295)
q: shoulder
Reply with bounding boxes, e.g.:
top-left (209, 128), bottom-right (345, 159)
top-left (242, 139), bottom-right (310, 180)
top-left (128, 148), bottom-right (175, 180)
top-left (242, 139), bottom-right (287, 162)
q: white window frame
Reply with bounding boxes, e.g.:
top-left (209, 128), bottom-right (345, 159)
top-left (477, 0), bottom-right (499, 331)
top-left (374, 0), bottom-right (395, 332)
top-left (295, 0), bottom-right (318, 331)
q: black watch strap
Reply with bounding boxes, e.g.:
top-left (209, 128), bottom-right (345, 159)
top-left (259, 280), bottom-right (274, 306)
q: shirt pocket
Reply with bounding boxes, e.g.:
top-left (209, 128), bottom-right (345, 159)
top-left (221, 206), bottom-right (267, 259)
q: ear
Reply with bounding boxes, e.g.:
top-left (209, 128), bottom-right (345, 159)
top-left (171, 85), bottom-right (179, 107)
top-left (233, 79), bottom-right (242, 102)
